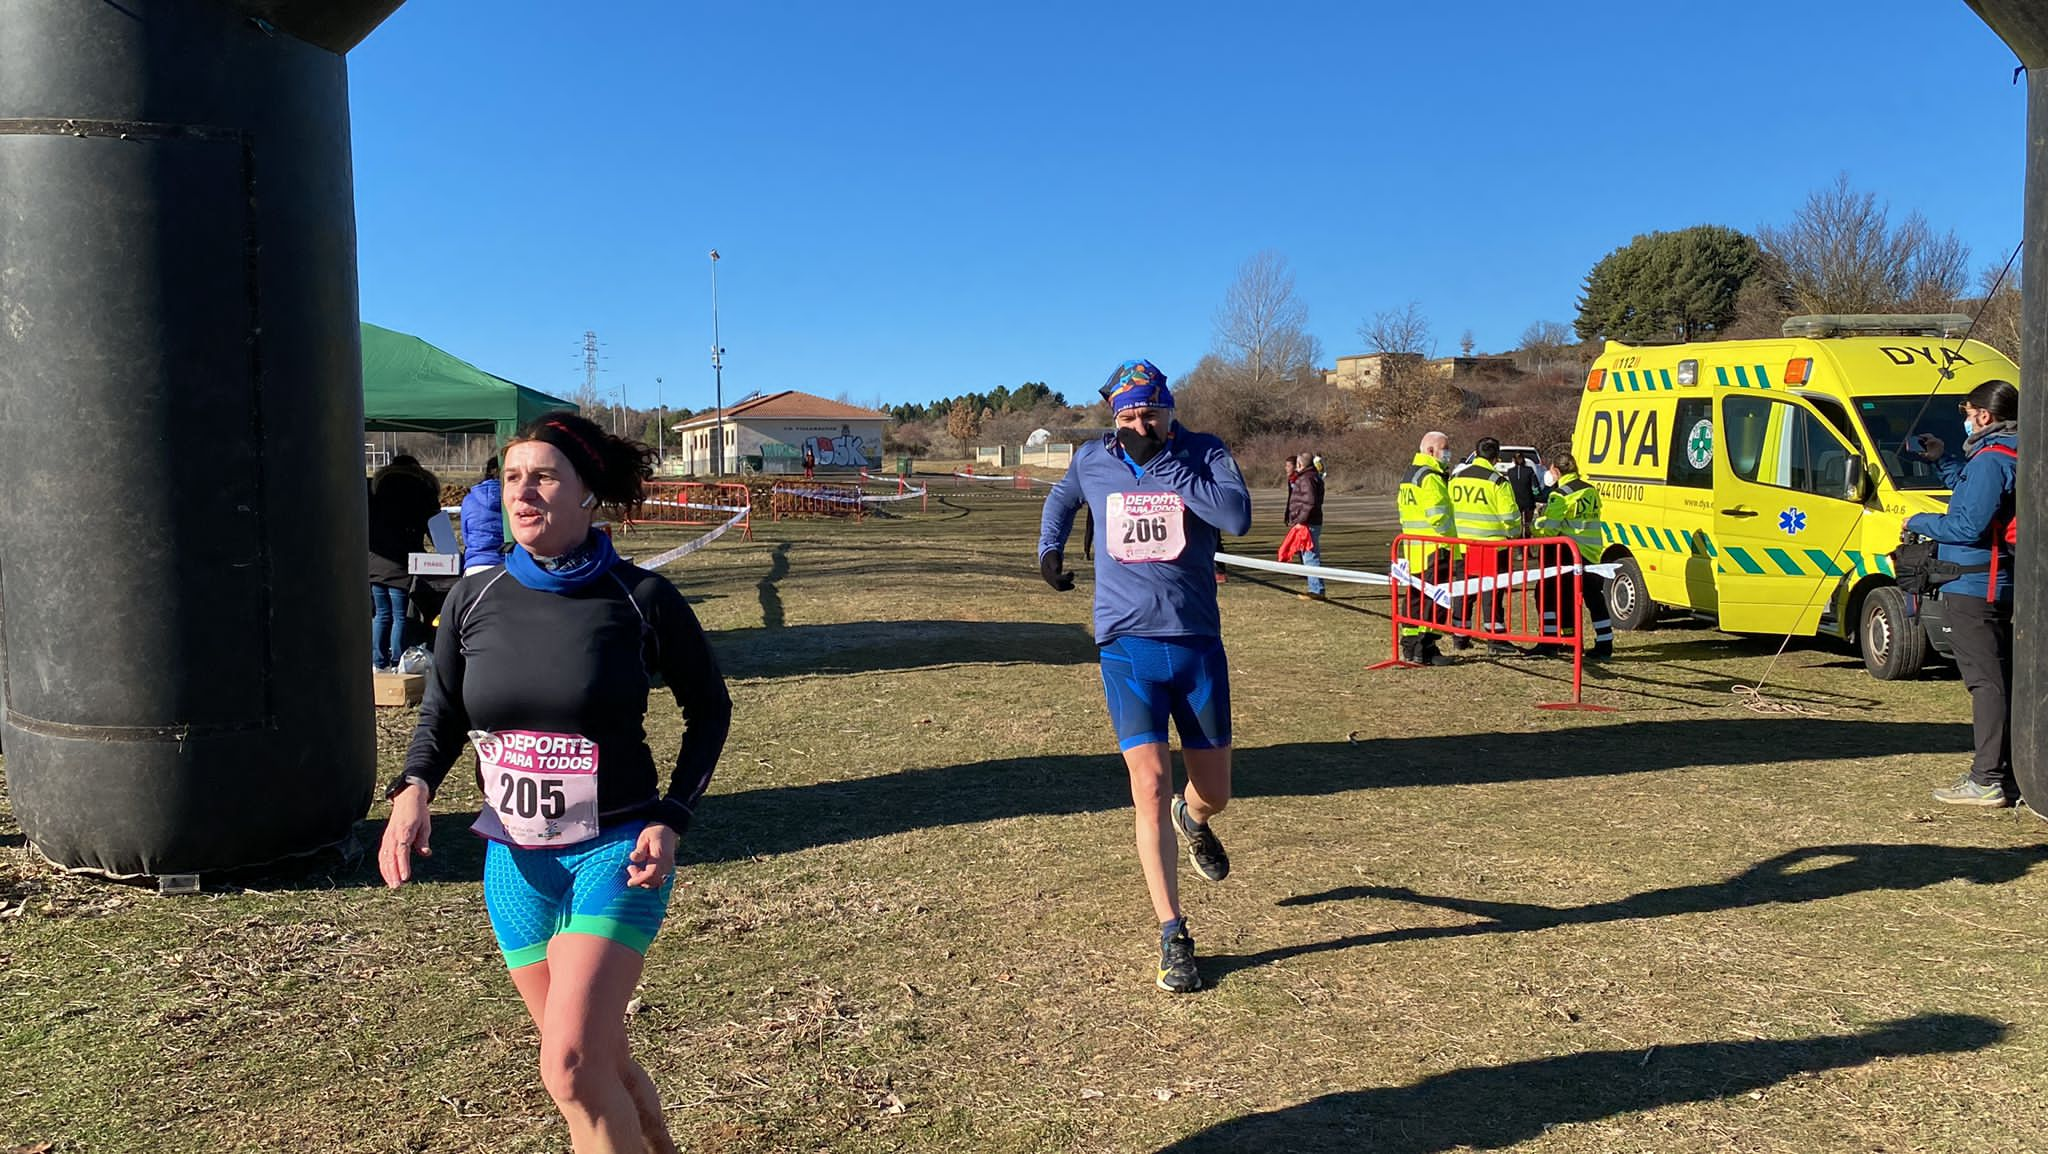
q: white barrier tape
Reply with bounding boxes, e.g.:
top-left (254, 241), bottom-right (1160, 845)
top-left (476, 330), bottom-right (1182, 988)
top-left (1213, 552), bottom-right (1389, 585)
top-left (638, 504), bottom-right (751, 570)
top-left (859, 485), bottom-right (930, 504)
top-left (1214, 551), bottom-right (1618, 604)
top-left (775, 486), bottom-right (867, 506)
top-left (1387, 558), bottom-right (1622, 607)
top-left (645, 500), bottom-right (755, 515)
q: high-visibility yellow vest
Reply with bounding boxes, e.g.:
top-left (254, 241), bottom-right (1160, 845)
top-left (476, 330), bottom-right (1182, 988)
top-left (1536, 473), bottom-right (1603, 560)
top-left (1449, 458), bottom-right (1518, 541)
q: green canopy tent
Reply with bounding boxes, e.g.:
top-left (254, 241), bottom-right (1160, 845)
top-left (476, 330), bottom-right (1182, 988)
top-left (360, 321), bottom-right (575, 443)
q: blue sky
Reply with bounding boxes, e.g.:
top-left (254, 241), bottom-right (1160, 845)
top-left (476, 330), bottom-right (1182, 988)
top-left (348, 1), bottom-right (2028, 416)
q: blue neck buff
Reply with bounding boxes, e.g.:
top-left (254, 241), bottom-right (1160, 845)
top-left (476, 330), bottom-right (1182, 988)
top-left (505, 530), bottom-right (620, 593)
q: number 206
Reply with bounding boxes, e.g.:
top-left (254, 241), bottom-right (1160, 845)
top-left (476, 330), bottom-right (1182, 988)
top-left (1123, 516), bottom-right (1168, 544)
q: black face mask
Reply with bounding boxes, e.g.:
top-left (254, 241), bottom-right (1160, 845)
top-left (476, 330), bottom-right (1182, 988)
top-left (1117, 425), bottom-right (1166, 466)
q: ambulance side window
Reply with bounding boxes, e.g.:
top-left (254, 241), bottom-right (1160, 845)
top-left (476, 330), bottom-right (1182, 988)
top-left (1787, 407), bottom-right (1858, 501)
top-left (1666, 399), bottom-right (1713, 489)
top-left (1725, 396), bottom-right (1858, 501)
top-left (1724, 396), bottom-right (1772, 482)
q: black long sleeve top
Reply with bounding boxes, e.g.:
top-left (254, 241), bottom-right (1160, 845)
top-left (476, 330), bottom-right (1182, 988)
top-left (393, 561), bottom-right (732, 835)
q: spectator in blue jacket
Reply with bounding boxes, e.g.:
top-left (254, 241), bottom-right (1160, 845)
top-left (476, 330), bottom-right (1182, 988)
top-left (1038, 358), bottom-right (1252, 994)
top-left (460, 457), bottom-right (505, 575)
top-left (1906, 379), bottom-right (2018, 807)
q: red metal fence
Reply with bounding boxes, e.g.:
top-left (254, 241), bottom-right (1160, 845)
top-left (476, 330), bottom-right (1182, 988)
top-left (631, 482), bottom-right (754, 540)
top-left (1368, 532), bottom-right (1610, 711)
top-left (771, 481), bottom-right (865, 521)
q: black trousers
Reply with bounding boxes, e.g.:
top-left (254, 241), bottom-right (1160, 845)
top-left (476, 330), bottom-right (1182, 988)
top-left (1943, 592), bottom-right (2013, 784)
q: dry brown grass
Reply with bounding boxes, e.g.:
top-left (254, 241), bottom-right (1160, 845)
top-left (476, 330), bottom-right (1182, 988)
top-left (3, 491), bottom-right (2046, 1152)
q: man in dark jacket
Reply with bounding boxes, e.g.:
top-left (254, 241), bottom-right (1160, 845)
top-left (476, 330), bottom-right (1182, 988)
top-left (1504, 451), bottom-right (1541, 536)
top-left (1286, 449), bottom-right (1326, 600)
top-left (367, 455), bottom-right (441, 671)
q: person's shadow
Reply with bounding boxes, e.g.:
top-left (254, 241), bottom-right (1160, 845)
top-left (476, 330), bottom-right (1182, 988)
top-left (1155, 1013), bottom-right (2005, 1153)
top-left (1204, 842), bottom-right (2048, 979)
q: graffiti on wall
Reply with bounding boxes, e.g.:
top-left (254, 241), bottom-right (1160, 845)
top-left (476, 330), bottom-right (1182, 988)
top-left (808, 426), bottom-right (872, 467)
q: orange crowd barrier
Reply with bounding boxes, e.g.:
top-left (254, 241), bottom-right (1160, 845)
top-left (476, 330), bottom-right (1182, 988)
top-left (631, 482), bottom-right (754, 540)
top-left (1368, 532), bottom-right (1610, 711)
top-left (771, 480), bottom-right (865, 521)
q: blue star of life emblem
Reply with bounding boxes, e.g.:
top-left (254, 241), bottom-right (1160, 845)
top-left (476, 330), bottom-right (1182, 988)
top-left (1778, 508), bottom-right (1806, 535)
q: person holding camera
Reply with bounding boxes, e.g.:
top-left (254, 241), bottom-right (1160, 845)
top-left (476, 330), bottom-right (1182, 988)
top-left (1904, 380), bottom-right (2019, 807)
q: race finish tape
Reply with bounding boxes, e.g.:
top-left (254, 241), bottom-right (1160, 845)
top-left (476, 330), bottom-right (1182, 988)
top-left (636, 504), bottom-right (750, 570)
top-left (1214, 551), bottom-right (1619, 603)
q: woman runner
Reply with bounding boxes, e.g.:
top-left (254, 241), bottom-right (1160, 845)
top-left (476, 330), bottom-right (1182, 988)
top-left (379, 412), bottom-right (732, 1153)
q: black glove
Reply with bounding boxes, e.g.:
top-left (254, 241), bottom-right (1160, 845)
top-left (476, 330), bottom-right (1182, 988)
top-left (1117, 426), bottom-right (1166, 466)
top-left (1039, 549), bottom-right (1075, 591)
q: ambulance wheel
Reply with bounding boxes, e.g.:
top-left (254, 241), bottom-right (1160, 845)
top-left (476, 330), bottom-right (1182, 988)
top-left (1606, 556), bottom-right (1655, 632)
top-left (1860, 585), bottom-right (1926, 681)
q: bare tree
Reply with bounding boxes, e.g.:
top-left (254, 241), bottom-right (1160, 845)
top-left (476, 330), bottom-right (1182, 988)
top-left (1969, 259), bottom-right (2024, 363)
top-left (1459, 329), bottom-right (1476, 357)
top-left (1192, 252), bottom-right (1327, 442)
top-left (1516, 320), bottom-right (1574, 375)
top-left (1360, 301), bottom-right (1436, 357)
top-left (1760, 174), bottom-right (1972, 314)
top-left (1213, 251), bottom-right (1318, 392)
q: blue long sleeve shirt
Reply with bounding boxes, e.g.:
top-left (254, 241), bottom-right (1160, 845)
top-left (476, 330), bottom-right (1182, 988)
top-left (1904, 431), bottom-right (2015, 601)
top-left (1038, 426), bottom-right (1252, 644)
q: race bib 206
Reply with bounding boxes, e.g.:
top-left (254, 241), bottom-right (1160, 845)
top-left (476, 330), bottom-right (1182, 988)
top-left (1106, 491), bottom-right (1187, 563)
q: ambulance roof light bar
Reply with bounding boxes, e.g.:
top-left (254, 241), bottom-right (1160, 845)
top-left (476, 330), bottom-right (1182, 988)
top-left (1780, 313), bottom-right (1972, 339)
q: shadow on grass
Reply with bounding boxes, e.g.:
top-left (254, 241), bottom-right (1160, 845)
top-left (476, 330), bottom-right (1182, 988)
top-left (717, 619), bottom-right (1099, 678)
top-left (1197, 842), bottom-right (2048, 980)
top-left (1154, 1013), bottom-right (2005, 1154)
top-left (685, 717), bottom-right (1973, 865)
top-left (757, 542), bottom-right (792, 628)
top-left (1482, 652), bottom-right (1887, 712)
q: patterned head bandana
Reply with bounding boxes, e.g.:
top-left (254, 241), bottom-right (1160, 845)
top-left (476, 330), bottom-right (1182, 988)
top-left (1101, 359), bottom-right (1173, 411)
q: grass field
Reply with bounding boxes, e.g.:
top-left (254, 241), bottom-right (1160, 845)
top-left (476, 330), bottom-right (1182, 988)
top-left (4, 486), bottom-right (2046, 1152)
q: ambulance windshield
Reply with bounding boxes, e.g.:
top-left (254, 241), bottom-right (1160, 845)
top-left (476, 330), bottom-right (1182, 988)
top-left (1855, 397), bottom-right (1969, 490)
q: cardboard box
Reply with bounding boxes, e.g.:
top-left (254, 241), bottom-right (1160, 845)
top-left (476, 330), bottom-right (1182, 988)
top-left (373, 671), bottom-right (425, 707)
top-left (408, 552), bottom-right (461, 576)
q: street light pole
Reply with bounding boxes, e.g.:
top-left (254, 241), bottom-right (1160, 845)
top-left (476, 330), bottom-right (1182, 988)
top-left (655, 375), bottom-right (665, 467)
top-left (709, 249), bottom-right (726, 477)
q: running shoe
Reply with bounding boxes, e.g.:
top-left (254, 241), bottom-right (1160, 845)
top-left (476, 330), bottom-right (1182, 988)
top-left (1932, 777), bottom-right (2015, 807)
top-left (1173, 796), bottom-right (1231, 882)
top-left (1157, 928), bottom-right (1201, 993)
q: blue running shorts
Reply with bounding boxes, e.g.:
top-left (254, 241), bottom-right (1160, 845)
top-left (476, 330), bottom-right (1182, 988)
top-left (1098, 634), bottom-right (1232, 752)
top-left (482, 821), bottom-right (675, 969)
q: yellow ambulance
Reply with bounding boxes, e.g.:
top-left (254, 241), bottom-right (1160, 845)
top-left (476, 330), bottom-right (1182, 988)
top-left (1570, 314), bottom-right (2018, 679)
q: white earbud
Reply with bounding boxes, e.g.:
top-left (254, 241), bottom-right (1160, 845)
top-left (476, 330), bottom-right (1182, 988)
top-left (580, 492), bottom-right (598, 509)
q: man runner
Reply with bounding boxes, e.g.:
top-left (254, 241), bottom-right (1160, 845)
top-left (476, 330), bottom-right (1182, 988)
top-left (1039, 359), bottom-right (1253, 992)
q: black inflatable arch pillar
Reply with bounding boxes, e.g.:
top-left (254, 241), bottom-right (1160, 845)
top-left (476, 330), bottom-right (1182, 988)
top-left (0, 0), bottom-right (401, 874)
top-left (1965, 1), bottom-right (2048, 813)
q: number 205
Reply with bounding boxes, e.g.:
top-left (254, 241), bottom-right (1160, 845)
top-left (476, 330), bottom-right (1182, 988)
top-left (497, 773), bottom-right (566, 820)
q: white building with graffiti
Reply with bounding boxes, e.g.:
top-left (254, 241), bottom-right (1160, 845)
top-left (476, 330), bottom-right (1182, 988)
top-left (671, 390), bottom-right (888, 476)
